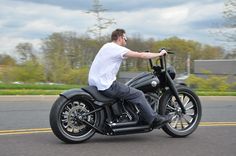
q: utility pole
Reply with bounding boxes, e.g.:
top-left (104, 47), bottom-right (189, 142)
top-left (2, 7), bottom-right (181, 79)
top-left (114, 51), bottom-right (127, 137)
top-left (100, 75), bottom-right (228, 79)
top-left (87, 0), bottom-right (116, 40)
top-left (187, 53), bottom-right (191, 75)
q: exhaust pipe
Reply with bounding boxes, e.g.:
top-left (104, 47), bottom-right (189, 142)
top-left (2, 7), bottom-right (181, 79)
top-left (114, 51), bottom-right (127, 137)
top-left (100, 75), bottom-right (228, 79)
top-left (112, 125), bottom-right (151, 135)
top-left (109, 121), bottom-right (138, 128)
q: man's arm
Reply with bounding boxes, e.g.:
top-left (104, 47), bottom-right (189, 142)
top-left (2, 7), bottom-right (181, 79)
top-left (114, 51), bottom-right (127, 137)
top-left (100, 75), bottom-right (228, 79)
top-left (124, 50), bottom-right (167, 59)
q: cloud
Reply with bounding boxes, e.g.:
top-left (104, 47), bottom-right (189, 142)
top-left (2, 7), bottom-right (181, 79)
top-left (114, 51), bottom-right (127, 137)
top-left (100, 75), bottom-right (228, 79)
top-left (0, 35), bottom-right (42, 55)
top-left (106, 2), bottom-right (224, 39)
top-left (11, 0), bottom-right (223, 11)
top-left (12, 0), bottom-right (93, 10)
top-left (0, 0), bottom-right (227, 55)
top-left (0, 0), bottom-right (95, 54)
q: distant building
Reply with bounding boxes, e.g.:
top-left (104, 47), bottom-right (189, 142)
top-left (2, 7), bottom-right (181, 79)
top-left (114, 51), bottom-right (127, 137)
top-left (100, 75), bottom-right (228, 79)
top-left (194, 59), bottom-right (236, 83)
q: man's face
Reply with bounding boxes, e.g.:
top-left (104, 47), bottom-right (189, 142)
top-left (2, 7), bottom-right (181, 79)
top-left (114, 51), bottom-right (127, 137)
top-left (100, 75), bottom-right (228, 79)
top-left (120, 33), bottom-right (127, 46)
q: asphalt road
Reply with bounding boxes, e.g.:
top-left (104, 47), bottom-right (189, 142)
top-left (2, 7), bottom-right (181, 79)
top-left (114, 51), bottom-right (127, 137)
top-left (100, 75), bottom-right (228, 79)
top-left (0, 96), bottom-right (236, 156)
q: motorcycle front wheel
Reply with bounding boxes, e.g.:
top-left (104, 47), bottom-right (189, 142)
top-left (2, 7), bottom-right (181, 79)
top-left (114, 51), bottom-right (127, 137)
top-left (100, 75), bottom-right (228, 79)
top-left (159, 86), bottom-right (202, 137)
top-left (50, 95), bottom-right (101, 143)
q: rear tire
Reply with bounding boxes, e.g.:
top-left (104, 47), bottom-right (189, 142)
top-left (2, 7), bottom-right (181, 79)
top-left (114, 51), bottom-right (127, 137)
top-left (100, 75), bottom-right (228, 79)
top-left (50, 95), bottom-right (101, 143)
top-left (159, 86), bottom-right (202, 137)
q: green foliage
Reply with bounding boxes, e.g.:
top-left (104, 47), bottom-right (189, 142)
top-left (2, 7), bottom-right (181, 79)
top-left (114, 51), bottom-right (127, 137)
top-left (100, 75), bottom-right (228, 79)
top-left (0, 32), bottom-right (229, 85)
top-left (16, 42), bottom-right (36, 62)
top-left (151, 37), bottom-right (224, 73)
top-left (1, 60), bottom-right (45, 83)
top-left (196, 91), bottom-right (236, 96)
top-left (0, 90), bottom-right (63, 95)
top-left (0, 54), bottom-right (16, 65)
top-left (186, 74), bottom-right (233, 91)
top-left (0, 83), bottom-right (83, 95)
top-left (41, 32), bottom-right (101, 84)
top-left (62, 67), bottom-right (89, 84)
top-left (229, 82), bottom-right (236, 90)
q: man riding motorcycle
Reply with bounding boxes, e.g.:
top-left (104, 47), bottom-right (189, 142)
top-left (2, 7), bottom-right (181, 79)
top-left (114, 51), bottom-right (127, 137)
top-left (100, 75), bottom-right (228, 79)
top-left (88, 28), bottom-right (173, 128)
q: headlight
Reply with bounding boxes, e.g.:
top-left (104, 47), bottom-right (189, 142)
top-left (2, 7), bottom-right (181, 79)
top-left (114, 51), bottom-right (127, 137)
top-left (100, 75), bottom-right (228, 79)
top-left (167, 66), bottom-right (176, 80)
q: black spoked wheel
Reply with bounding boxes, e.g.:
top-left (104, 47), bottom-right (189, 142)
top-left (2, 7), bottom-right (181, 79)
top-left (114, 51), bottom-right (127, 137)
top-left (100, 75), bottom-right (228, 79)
top-left (159, 86), bottom-right (202, 137)
top-left (50, 96), bottom-right (100, 143)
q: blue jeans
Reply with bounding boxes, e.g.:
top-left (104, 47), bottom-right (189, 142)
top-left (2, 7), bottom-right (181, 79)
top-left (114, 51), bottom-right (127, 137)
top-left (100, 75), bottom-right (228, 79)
top-left (100, 81), bottom-right (157, 124)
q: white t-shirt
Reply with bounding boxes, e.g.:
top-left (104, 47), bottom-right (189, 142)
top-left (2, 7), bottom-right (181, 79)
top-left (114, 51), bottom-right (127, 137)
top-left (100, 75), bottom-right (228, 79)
top-left (88, 42), bottom-right (130, 90)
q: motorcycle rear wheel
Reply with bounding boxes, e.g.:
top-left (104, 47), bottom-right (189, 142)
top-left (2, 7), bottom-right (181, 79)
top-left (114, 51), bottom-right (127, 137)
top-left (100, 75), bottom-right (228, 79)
top-left (159, 86), bottom-right (202, 137)
top-left (50, 95), bottom-right (101, 143)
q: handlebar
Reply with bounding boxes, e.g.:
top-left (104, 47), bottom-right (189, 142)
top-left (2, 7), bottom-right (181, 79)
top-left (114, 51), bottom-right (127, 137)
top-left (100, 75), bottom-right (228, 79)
top-left (146, 48), bottom-right (175, 70)
top-left (146, 49), bottom-right (186, 113)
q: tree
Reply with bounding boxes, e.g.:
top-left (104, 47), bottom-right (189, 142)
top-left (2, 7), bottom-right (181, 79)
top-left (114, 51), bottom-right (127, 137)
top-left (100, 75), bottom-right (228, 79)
top-left (151, 37), bottom-right (224, 73)
top-left (225, 49), bottom-right (236, 58)
top-left (87, 0), bottom-right (116, 39)
top-left (223, 0), bottom-right (236, 43)
top-left (15, 43), bottom-right (36, 62)
top-left (42, 32), bottom-right (71, 82)
top-left (0, 54), bottom-right (16, 82)
top-left (121, 34), bottom-right (152, 71)
top-left (222, 0), bottom-right (236, 58)
top-left (41, 32), bottom-right (102, 83)
top-left (215, 0), bottom-right (236, 57)
top-left (0, 54), bottom-right (16, 66)
top-left (1, 43), bottom-right (46, 83)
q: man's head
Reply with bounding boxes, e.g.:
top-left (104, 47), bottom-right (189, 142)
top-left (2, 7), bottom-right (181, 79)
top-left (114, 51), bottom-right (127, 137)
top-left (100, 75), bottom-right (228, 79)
top-left (111, 28), bottom-right (127, 46)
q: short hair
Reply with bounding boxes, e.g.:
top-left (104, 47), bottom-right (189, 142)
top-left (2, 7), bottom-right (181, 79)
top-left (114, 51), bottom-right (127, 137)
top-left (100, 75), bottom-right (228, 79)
top-left (111, 29), bottom-right (126, 41)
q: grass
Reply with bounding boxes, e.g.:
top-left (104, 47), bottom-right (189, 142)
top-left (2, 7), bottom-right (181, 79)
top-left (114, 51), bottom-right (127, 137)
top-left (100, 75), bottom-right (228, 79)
top-left (0, 90), bottom-right (64, 95)
top-left (0, 83), bottom-right (235, 96)
top-left (0, 83), bottom-right (82, 90)
top-left (0, 83), bottom-right (83, 95)
top-left (196, 91), bottom-right (236, 96)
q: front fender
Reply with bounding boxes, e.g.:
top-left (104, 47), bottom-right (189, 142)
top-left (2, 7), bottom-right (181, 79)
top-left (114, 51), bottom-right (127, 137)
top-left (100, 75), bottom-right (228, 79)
top-left (60, 88), bottom-right (93, 100)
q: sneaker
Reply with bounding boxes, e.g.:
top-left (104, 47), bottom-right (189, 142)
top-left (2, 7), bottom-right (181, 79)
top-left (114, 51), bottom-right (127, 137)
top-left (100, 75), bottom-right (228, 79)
top-left (152, 114), bottom-right (173, 129)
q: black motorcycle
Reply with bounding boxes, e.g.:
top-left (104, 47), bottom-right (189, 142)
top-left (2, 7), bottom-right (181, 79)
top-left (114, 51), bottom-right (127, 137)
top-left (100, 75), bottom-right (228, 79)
top-left (49, 51), bottom-right (202, 143)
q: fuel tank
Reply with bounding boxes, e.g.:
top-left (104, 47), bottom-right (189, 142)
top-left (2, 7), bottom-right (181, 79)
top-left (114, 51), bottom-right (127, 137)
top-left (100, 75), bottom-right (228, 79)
top-left (125, 72), bottom-right (160, 93)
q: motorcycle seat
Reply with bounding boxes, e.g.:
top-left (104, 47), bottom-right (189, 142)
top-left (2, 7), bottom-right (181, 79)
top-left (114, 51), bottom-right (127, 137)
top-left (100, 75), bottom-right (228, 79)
top-left (82, 86), bottom-right (116, 103)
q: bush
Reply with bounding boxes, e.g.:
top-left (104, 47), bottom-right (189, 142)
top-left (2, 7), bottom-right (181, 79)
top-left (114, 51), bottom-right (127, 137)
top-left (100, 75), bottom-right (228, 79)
top-left (62, 67), bottom-right (89, 84)
top-left (186, 74), bottom-right (233, 91)
top-left (1, 61), bottom-right (45, 83)
top-left (207, 76), bottom-right (230, 91)
top-left (229, 82), bottom-right (236, 91)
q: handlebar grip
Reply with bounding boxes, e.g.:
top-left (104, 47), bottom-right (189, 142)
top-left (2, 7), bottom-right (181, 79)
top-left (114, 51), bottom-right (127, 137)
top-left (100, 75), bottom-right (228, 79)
top-left (167, 51), bottom-right (175, 54)
top-left (159, 48), bottom-right (175, 55)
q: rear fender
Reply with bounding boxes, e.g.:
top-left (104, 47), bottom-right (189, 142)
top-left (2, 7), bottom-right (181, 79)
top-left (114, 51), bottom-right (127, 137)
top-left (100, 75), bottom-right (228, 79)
top-left (60, 89), bottom-right (105, 107)
top-left (60, 89), bottom-right (93, 100)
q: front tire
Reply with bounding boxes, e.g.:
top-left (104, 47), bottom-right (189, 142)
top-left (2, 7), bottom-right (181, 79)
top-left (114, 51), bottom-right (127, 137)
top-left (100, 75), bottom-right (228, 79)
top-left (159, 86), bottom-right (202, 137)
top-left (50, 95), bottom-right (101, 143)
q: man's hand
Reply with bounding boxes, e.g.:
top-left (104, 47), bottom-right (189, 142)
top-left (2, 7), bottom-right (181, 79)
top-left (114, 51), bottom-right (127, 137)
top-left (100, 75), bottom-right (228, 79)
top-left (159, 50), bottom-right (168, 56)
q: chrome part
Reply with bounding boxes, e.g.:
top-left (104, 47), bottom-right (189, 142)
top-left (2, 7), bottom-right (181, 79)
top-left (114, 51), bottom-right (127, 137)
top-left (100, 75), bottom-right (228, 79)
top-left (60, 100), bottom-right (95, 135)
top-left (151, 81), bottom-right (158, 87)
top-left (166, 93), bottom-right (198, 132)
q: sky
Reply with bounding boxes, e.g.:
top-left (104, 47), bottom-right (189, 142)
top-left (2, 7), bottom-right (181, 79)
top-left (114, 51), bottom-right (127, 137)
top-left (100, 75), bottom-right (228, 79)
top-left (0, 0), bottom-right (229, 55)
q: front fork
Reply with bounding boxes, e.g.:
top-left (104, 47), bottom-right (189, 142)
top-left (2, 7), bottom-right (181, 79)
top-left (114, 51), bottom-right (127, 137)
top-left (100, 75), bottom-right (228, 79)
top-left (166, 73), bottom-right (186, 114)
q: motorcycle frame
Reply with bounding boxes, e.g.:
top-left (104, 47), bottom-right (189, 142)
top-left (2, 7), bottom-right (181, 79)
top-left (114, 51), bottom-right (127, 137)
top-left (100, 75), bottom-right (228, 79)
top-left (60, 52), bottom-right (186, 136)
